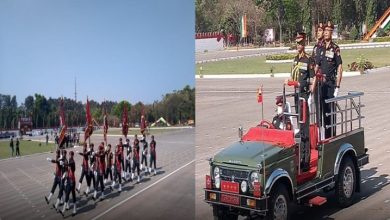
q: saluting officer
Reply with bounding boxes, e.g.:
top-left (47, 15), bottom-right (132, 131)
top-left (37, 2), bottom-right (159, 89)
top-left (311, 22), bottom-right (325, 129)
top-left (311, 21), bottom-right (343, 138)
top-left (286, 32), bottom-right (314, 172)
top-left (312, 22), bottom-right (324, 62)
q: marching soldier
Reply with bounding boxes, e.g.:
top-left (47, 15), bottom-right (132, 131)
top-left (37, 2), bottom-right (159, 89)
top-left (53, 149), bottom-right (68, 212)
top-left (311, 21), bottom-right (343, 138)
top-left (93, 143), bottom-right (106, 200)
top-left (149, 135), bottom-right (157, 175)
top-left (111, 144), bottom-right (123, 192)
top-left (124, 138), bottom-right (132, 181)
top-left (140, 135), bottom-right (148, 173)
top-left (86, 143), bottom-right (97, 196)
top-left (60, 151), bottom-right (77, 216)
top-left (118, 138), bottom-right (125, 179)
top-left (76, 143), bottom-right (89, 194)
top-left (132, 135), bottom-right (141, 183)
top-left (104, 144), bottom-right (114, 185)
top-left (45, 149), bottom-right (61, 204)
top-left (286, 32), bottom-right (314, 172)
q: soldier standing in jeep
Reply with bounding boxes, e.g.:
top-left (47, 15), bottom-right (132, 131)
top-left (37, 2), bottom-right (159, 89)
top-left (285, 32), bottom-right (314, 172)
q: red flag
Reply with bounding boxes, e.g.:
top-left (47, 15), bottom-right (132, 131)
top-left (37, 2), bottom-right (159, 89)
top-left (257, 85), bottom-right (263, 103)
top-left (58, 97), bottom-right (67, 148)
top-left (103, 108), bottom-right (108, 144)
top-left (140, 107), bottom-right (146, 135)
top-left (84, 97), bottom-right (93, 142)
top-left (122, 104), bottom-right (128, 137)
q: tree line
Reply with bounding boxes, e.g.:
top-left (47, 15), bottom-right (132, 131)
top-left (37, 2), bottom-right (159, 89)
top-left (196, 0), bottom-right (390, 44)
top-left (0, 85), bottom-right (194, 130)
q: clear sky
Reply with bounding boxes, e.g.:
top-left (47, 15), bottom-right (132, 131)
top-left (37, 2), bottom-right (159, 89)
top-left (0, 0), bottom-right (194, 105)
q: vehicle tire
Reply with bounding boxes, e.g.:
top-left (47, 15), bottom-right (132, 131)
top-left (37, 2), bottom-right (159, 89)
top-left (265, 184), bottom-right (291, 220)
top-left (212, 205), bottom-right (238, 220)
top-left (335, 156), bottom-right (356, 208)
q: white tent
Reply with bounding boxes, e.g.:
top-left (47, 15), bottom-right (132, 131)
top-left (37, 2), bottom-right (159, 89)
top-left (150, 117), bottom-right (171, 127)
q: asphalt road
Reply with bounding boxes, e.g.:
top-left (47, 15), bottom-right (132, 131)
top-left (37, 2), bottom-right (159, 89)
top-left (0, 128), bottom-right (194, 220)
top-left (195, 67), bottom-right (390, 220)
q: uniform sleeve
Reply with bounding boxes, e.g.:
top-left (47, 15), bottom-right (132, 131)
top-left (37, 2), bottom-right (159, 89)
top-left (335, 46), bottom-right (342, 66)
top-left (315, 46), bottom-right (323, 66)
top-left (309, 56), bottom-right (315, 78)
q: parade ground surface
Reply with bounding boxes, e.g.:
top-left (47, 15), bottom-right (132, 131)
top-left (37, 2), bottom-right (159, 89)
top-left (0, 128), bottom-right (194, 220)
top-left (195, 68), bottom-right (390, 219)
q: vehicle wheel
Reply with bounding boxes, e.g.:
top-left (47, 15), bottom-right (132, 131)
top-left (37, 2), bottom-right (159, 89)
top-left (335, 156), bottom-right (356, 208)
top-left (212, 205), bottom-right (238, 220)
top-left (265, 184), bottom-right (291, 220)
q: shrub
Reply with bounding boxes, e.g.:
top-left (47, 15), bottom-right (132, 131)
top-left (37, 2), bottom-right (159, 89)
top-left (350, 26), bottom-right (359, 40)
top-left (377, 28), bottom-right (386, 37)
top-left (266, 53), bottom-right (295, 60)
top-left (373, 36), bottom-right (390, 42)
top-left (348, 55), bottom-right (374, 72)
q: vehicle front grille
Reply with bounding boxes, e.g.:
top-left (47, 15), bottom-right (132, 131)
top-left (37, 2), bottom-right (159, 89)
top-left (220, 168), bottom-right (249, 182)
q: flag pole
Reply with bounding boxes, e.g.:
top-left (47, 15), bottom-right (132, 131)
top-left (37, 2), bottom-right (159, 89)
top-left (261, 85), bottom-right (264, 121)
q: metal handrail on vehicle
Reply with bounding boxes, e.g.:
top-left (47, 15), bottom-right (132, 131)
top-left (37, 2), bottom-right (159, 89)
top-left (324, 91), bottom-right (364, 137)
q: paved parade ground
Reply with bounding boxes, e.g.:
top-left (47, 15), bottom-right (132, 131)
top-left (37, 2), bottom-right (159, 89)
top-left (0, 128), bottom-right (194, 220)
top-left (195, 67), bottom-right (390, 219)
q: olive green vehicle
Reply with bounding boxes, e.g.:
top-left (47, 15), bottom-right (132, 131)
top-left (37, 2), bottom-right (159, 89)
top-left (204, 90), bottom-right (369, 220)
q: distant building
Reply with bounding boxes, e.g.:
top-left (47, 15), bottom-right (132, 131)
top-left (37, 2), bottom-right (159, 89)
top-left (18, 117), bottom-right (33, 135)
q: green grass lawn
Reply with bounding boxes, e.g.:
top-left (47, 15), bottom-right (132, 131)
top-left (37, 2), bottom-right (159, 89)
top-left (0, 140), bottom-right (56, 159)
top-left (196, 47), bottom-right (390, 75)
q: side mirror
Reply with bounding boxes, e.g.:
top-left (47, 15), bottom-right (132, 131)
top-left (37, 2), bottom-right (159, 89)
top-left (238, 126), bottom-right (243, 141)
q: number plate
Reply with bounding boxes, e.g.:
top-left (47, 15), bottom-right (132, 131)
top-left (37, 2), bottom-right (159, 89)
top-left (220, 194), bottom-right (240, 205)
top-left (221, 180), bottom-right (239, 193)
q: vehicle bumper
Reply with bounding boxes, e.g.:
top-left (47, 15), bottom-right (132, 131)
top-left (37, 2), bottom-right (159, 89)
top-left (204, 188), bottom-right (268, 213)
top-left (357, 153), bottom-right (369, 167)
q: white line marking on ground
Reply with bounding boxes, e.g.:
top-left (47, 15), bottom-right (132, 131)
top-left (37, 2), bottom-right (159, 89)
top-left (92, 159), bottom-right (195, 220)
top-left (18, 168), bottom-right (48, 189)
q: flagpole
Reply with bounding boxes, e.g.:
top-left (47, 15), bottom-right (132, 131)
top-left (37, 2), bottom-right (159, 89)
top-left (261, 85), bottom-right (264, 121)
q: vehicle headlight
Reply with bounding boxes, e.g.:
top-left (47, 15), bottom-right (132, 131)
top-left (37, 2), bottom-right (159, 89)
top-left (241, 180), bottom-right (248, 193)
top-left (213, 166), bottom-right (221, 189)
top-left (250, 171), bottom-right (259, 187)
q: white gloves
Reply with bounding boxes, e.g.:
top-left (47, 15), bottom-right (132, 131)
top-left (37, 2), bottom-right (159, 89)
top-left (46, 157), bottom-right (51, 161)
top-left (334, 88), bottom-right (339, 97)
top-left (59, 161), bottom-right (64, 166)
top-left (308, 94), bottom-right (312, 113)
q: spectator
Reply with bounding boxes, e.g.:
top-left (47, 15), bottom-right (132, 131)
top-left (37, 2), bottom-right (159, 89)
top-left (15, 138), bottom-right (20, 157)
top-left (10, 137), bottom-right (14, 157)
top-left (46, 133), bottom-right (49, 145)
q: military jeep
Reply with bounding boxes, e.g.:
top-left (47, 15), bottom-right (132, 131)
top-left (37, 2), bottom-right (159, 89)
top-left (204, 86), bottom-right (369, 220)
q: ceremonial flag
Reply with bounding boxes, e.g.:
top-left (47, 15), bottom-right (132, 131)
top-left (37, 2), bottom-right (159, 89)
top-left (103, 108), bottom-right (108, 144)
top-left (58, 97), bottom-right (67, 148)
top-left (140, 107), bottom-right (146, 135)
top-left (240, 14), bottom-right (248, 38)
top-left (122, 104), bottom-right (128, 137)
top-left (84, 97), bottom-right (93, 142)
top-left (257, 85), bottom-right (263, 103)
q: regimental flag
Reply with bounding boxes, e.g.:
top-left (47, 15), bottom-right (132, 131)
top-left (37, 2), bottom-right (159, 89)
top-left (84, 97), bottom-right (93, 142)
top-left (140, 107), bottom-right (146, 135)
top-left (58, 97), bottom-right (67, 148)
top-left (257, 85), bottom-right (263, 103)
top-left (103, 108), bottom-right (108, 144)
top-left (240, 14), bottom-right (248, 38)
top-left (122, 104), bottom-right (128, 137)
